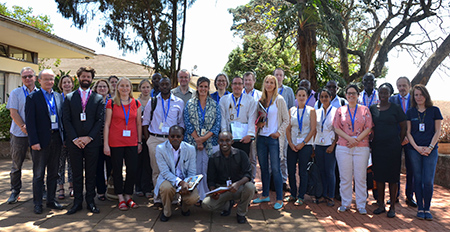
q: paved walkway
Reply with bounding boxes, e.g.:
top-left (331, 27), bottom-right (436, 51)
top-left (0, 157), bottom-right (449, 231)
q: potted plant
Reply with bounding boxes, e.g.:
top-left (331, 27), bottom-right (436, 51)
top-left (438, 116), bottom-right (450, 154)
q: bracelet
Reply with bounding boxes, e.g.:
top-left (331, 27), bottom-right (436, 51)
top-left (428, 144), bottom-right (434, 149)
top-left (138, 142), bottom-right (143, 145)
top-left (302, 141), bottom-right (306, 145)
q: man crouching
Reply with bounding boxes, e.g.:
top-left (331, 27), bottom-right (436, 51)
top-left (202, 131), bottom-right (256, 224)
top-left (155, 125), bottom-right (199, 222)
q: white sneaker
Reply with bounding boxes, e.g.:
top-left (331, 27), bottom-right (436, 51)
top-left (338, 206), bottom-right (349, 212)
top-left (358, 208), bottom-right (367, 215)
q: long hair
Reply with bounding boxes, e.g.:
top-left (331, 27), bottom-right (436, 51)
top-left (260, 75), bottom-right (279, 106)
top-left (411, 84), bottom-right (433, 108)
top-left (196, 77), bottom-right (210, 98)
top-left (58, 75), bottom-right (74, 92)
top-left (112, 77), bottom-right (134, 106)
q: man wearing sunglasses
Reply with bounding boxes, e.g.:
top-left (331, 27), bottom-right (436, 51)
top-left (5, 67), bottom-right (37, 204)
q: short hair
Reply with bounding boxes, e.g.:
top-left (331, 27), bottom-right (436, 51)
top-left (326, 80), bottom-right (338, 86)
top-left (411, 84), bottom-right (433, 108)
top-left (345, 84), bottom-right (359, 94)
top-left (378, 82), bottom-right (394, 95)
top-left (214, 73), bottom-right (229, 90)
top-left (160, 77), bottom-right (171, 84)
top-left (273, 68), bottom-right (285, 75)
top-left (138, 79), bottom-right (151, 90)
top-left (231, 76), bottom-right (243, 83)
top-left (299, 79), bottom-right (311, 89)
top-left (362, 72), bottom-right (375, 81)
top-left (92, 79), bottom-right (111, 95)
top-left (58, 75), bottom-right (74, 92)
top-left (169, 125), bottom-right (185, 135)
top-left (108, 75), bottom-right (118, 82)
top-left (77, 67), bottom-right (96, 79)
top-left (178, 69), bottom-right (191, 78)
top-left (152, 73), bottom-right (162, 79)
top-left (20, 67), bottom-right (35, 76)
top-left (38, 69), bottom-right (55, 79)
top-left (196, 77), bottom-right (210, 98)
top-left (396, 76), bottom-right (411, 86)
top-left (243, 71), bottom-right (256, 81)
top-left (295, 86), bottom-right (308, 95)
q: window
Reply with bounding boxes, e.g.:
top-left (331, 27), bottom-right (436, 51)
top-left (0, 43), bottom-right (7, 57)
top-left (0, 44), bottom-right (36, 63)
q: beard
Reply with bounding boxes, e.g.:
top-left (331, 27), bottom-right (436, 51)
top-left (80, 80), bottom-right (92, 88)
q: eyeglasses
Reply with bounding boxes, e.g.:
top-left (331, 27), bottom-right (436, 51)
top-left (97, 86), bottom-right (108, 89)
top-left (346, 92), bottom-right (358, 96)
top-left (22, 75), bottom-right (34, 79)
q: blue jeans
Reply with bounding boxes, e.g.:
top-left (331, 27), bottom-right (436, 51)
top-left (287, 145), bottom-right (312, 199)
top-left (257, 136), bottom-right (283, 201)
top-left (315, 145), bottom-right (336, 199)
top-left (408, 148), bottom-right (438, 211)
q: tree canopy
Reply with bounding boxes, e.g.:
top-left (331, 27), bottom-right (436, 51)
top-left (0, 3), bottom-right (53, 33)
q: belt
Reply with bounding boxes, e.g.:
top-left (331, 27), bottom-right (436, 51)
top-left (149, 132), bottom-right (168, 138)
top-left (50, 129), bottom-right (59, 134)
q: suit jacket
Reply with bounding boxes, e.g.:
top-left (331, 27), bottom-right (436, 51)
top-left (389, 93), bottom-right (411, 111)
top-left (154, 140), bottom-right (196, 197)
top-left (25, 89), bottom-right (64, 148)
top-left (63, 89), bottom-right (104, 147)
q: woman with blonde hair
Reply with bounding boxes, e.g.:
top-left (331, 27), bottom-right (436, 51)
top-left (253, 75), bottom-right (289, 210)
top-left (104, 78), bottom-right (142, 210)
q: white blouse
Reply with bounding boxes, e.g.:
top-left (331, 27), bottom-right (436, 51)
top-left (289, 105), bottom-right (314, 145)
top-left (260, 99), bottom-right (279, 137)
top-left (314, 106), bottom-right (337, 146)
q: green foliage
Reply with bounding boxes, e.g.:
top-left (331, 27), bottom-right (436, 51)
top-left (0, 103), bottom-right (11, 140)
top-left (0, 3), bottom-right (53, 33)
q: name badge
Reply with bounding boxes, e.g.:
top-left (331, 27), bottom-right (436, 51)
top-left (162, 126), bottom-right (170, 133)
top-left (296, 137), bottom-right (304, 145)
top-left (419, 123), bottom-right (425, 132)
top-left (230, 114), bottom-right (234, 120)
top-left (320, 137), bottom-right (325, 144)
top-left (123, 130), bottom-right (131, 137)
top-left (226, 180), bottom-right (232, 187)
top-left (159, 122), bottom-right (164, 130)
top-left (200, 129), bottom-right (207, 136)
top-left (80, 113), bottom-right (86, 121)
top-left (50, 115), bottom-right (57, 123)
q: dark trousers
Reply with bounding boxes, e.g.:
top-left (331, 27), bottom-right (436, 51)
top-left (402, 147), bottom-right (415, 199)
top-left (10, 135), bottom-right (29, 193)
top-left (68, 144), bottom-right (99, 205)
top-left (31, 132), bottom-right (62, 206)
top-left (96, 149), bottom-right (112, 195)
top-left (111, 146), bottom-right (138, 195)
top-left (232, 141), bottom-right (251, 156)
top-left (287, 145), bottom-right (312, 199)
top-left (135, 142), bottom-right (153, 193)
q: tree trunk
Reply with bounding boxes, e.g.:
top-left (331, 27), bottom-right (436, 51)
top-left (297, 15), bottom-right (318, 90)
top-left (170, 0), bottom-right (178, 88)
top-left (177, 0), bottom-right (187, 77)
top-left (411, 34), bottom-right (450, 86)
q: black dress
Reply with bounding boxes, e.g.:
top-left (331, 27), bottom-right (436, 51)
top-left (370, 103), bottom-right (406, 183)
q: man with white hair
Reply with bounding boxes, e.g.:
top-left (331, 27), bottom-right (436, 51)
top-left (6, 67), bottom-right (37, 204)
top-left (171, 69), bottom-right (195, 104)
top-left (25, 69), bottom-right (65, 214)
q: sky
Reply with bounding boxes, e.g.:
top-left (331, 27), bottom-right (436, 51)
top-left (3, 0), bottom-right (449, 100)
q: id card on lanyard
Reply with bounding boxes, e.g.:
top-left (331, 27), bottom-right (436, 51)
top-left (79, 90), bottom-right (91, 121)
top-left (122, 99), bottom-right (131, 137)
top-left (160, 96), bottom-right (171, 133)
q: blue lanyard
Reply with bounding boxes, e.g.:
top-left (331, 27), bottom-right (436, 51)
top-left (244, 89), bottom-right (255, 97)
top-left (198, 100), bottom-right (206, 124)
top-left (398, 94), bottom-right (410, 112)
top-left (265, 98), bottom-right (273, 122)
top-left (62, 92), bottom-right (65, 101)
top-left (321, 107), bottom-right (332, 132)
top-left (347, 104), bottom-right (358, 132)
top-left (216, 93), bottom-right (220, 103)
top-left (297, 105), bottom-right (307, 133)
top-left (161, 95), bottom-right (171, 122)
top-left (42, 91), bottom-right (57, 116)
top-left (363, 90), bottom-right (376, 106)
top-left (279, 87), bottom-right (284, 95)
top-left (121, 98), bottom-right (131, 127)
top-left (232, 93), bottom-right (243, 118)
top-left (22, 87), bottom-right (31, 98)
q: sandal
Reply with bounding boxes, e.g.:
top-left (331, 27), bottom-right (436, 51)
top-left (118, 201), bottom-right (129, 211)
top-left (294, 198), bottom-right (304, 206)
top-left (97, 194), bottom-right (106, 201)
top-left (69, 187), bottom-right (74, 197)
top-left (58, 189), bottom-right (65, 200)
top-left (283, 195), bottom-right (296, 202)
top-left (126, 199), bottom-right (139, 209)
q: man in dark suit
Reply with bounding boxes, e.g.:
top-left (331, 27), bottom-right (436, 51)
top-left (25, 69), bottom-right (65, 214)
top-left (63, 66), bottom-right (104, 214)
top-left (389, 76), bottom-right (417, 207)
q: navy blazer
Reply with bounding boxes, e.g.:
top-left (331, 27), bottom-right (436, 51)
top-left (389, 94), bottom-right (411, 111)
top-left (25, 89), bottom-right (64, 148)
top-left (63, 89), bottom-right (104, 147)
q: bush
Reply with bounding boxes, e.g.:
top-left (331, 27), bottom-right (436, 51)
top-left (439, 116), bottom-right (450, 143)
top-left (0, 103), bottom-right (11, 140)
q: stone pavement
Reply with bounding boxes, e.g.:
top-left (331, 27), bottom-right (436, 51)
top-left (0, 157), bottom-right (449, 231)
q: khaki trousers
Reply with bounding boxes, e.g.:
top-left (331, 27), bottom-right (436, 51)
top-left (146, 135), bottom-right (167, 191)
top-left (202, 182), bottom-right (255, 216)
top-left (159, 180), bottom-right (199, 217)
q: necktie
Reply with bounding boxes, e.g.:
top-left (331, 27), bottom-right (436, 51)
top-left (402, 97), bottom-right (407, 113)
top-left (82, 91), bottom-right (87, 105)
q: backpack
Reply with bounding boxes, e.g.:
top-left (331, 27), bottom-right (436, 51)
top-left (306, 156), bottom-right (323, 197)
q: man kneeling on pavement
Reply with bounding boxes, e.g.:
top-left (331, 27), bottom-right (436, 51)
top-left (202, 131), bottom-right (255, 224)
top-left (155, 125), bottom-right (199, 222)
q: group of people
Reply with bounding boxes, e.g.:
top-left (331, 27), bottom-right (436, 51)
top-left (5, 65), bottom-right (442, 224)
